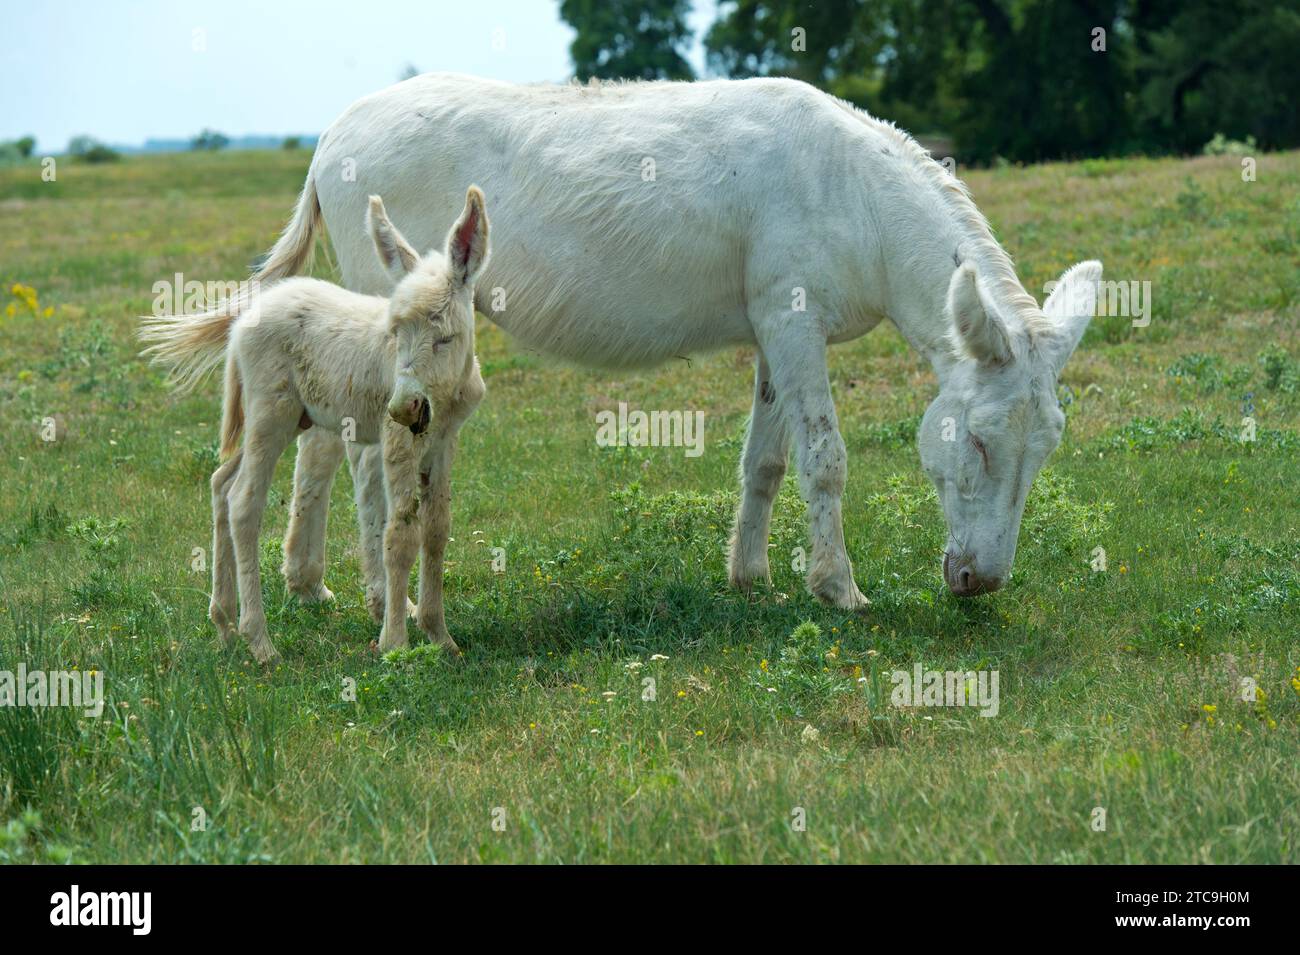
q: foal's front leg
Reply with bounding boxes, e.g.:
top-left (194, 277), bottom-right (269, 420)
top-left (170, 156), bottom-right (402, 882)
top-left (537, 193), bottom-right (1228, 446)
top-left (377, 421), bottom-right (420, 652)
top-left (414, 366), bottom-right (483, 655)
top-left (415, 452), bottom-right (460, 655)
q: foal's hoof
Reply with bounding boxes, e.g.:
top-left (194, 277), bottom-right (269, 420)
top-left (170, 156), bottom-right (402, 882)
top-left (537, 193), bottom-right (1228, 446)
top-left (250, 641), bottom-right (282, 667)
top-left (294, 583), bottom-right (335, 604)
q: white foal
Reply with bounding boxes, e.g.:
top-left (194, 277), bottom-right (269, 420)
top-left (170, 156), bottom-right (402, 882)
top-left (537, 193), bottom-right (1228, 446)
top-left (141, 187), bottom-right (489, 663)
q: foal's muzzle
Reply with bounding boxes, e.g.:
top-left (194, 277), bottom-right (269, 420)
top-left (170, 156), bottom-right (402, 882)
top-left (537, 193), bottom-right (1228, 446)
top-left (388, 394), bottom-right (432, 435)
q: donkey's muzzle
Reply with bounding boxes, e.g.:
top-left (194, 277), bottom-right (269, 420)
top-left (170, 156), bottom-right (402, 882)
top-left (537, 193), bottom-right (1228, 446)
top-left (944, 551), bottom-right (1003, 597)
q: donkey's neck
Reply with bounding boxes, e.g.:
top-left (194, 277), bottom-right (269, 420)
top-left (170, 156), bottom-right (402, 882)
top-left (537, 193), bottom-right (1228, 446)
top-left (853, 135), bottom-right (1036, 387)
top-left (881, 203), bottom-right (1039, 387)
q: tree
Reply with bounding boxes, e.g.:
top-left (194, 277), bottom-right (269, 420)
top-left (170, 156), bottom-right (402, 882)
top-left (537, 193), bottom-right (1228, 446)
top-left (1131, 0), bottom-right (1300, 152)
top-left (15, 136), bottom-right (35, 158)
top-left (191, 129), bottom-right (230, 151)
top-left (704, 0), bottom-right (1134, 162)
top-left (561, 0), bottom-right (695, 81)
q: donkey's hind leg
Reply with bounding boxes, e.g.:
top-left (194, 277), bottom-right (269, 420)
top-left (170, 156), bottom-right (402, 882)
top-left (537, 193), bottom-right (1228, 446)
top-left (227, 401), bottom-right (299, 664)
top-left (209, 449), bottom-right (244, 647)
top-left (282, 427), bottom-right (345, 603)
top-left (729, 350), bottom-right (791, 593)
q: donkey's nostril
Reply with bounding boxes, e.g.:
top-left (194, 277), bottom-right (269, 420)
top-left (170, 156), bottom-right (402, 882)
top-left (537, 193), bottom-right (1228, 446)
top-left (409, 397), bottom-right (432, 435)
top-left (958, 566), bottom-right (973, 590)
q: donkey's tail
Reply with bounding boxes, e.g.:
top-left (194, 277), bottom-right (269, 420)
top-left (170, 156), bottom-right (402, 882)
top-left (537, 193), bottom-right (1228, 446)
top-left (137, 292), bottom-right (248, 394)
top-left (219, 356), bottom-right (244, 459)
top-left (253, 165), bottom-right (322, 283)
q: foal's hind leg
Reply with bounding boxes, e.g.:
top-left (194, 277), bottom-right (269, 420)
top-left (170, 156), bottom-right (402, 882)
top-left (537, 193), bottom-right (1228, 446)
top-left (282, 427), bottom-right (345, 603)
top-left (227, 402), bottom-right (299, 664)
top-left (729, 351), bottom-right (791, 593)
top-left (209, 450), bottom-right (243, 646)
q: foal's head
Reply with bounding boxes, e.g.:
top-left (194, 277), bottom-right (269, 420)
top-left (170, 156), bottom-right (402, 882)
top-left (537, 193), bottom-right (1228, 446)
top-left (366, 187), bottom-right (489, 434)
top-left (918, 260), bottom-right (1101, 596)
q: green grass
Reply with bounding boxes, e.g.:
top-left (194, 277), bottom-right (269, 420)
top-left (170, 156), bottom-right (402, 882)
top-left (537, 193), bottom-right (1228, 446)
top-left (0, 149), bottom-right (1297, 863)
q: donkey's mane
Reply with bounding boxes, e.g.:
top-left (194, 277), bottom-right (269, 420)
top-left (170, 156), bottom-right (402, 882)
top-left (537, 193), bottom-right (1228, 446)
top-left (828, 97), bottom-right (1051, 340)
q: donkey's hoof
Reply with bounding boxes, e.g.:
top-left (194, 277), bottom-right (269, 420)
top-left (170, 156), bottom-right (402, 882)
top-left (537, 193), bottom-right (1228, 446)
top-left (728, 566), bottom-right (772, 598)
top-left (810, 577), bottom-right (870, 612)
top-left (376, 625), bottom-right (409, 654)
top-left (292, 583), bottom-right (335, 604)
top-left (424, 630), bottom-right (462, 658)
top-left (210, 605), bottom-right (238, 647)
top-left (249, 641), bottom-right (281, 666)
top-left (406, 598), bottom-right (418, 619)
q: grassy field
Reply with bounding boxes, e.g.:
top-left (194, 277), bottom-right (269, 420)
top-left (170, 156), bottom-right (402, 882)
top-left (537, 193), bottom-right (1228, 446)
top-left (0, 148), bottom-right (1297, 863)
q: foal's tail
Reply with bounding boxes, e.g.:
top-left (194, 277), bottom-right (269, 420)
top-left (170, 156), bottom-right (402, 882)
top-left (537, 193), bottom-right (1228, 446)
top-left (219, 356), bottom-right (243, 460)
top-left (137, 293), bottom-right (246, 394)
top-left (138, 300), bottom-right (246, 459)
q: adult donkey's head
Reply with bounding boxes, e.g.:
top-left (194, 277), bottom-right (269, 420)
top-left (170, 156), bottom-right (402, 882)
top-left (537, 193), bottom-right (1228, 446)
top-left (918, 260), bottom-right (1101, 596)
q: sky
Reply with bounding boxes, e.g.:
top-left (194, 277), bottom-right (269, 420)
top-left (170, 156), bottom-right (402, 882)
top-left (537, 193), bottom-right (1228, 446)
top-left (2, 0), bottom-right (719, 153)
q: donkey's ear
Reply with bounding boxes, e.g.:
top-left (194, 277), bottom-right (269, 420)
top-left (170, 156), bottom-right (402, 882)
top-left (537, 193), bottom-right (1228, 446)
top-left (1040, 261), bottom-right (1101, 373)
top-left (367, 195), bottom-right (419, 280)
top-left (446, 185), bottom-right (489, 285)
top-left (947, 262), bottom-right (1012, 365)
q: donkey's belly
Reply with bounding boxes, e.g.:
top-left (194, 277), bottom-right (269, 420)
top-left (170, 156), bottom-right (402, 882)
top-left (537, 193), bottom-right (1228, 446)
top-left (477, 260), bottom-right (756, 369)
top-left (293, 373), bottom-right (387, 446)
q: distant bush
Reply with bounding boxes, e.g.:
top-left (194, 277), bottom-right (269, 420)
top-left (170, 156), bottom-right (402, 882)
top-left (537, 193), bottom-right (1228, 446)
top-left (1203, 133), bottom-right (1257, 157)
top-left (1257, 344), bottom-right (1299, 394)
top-left (282, 136), bottom-right (301, 150)
top-left (67, 134), bottom-right (120, 163)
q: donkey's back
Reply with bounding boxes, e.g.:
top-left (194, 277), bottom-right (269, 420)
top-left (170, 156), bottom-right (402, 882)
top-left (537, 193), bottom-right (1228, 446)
top-left (309, 73), bottom-right (870, 367)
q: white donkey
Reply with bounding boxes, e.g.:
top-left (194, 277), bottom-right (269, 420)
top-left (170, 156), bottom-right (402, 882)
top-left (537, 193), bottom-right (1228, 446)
top-left (257, 74), bottom-right (1101, 608)
top-left (141, 187), bottom-right (489, 663)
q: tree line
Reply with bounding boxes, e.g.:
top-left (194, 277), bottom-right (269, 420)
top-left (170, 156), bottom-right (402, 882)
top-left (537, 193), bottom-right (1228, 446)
top-left (560, 0), bottom-right (1300, 162)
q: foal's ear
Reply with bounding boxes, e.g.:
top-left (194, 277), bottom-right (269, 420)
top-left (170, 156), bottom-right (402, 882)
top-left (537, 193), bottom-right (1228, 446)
top-left (446, 185), bottom-right (489, 285)
top-left (947, 262), bottom-right (1012, 365)
top-left (367, 195), bottom-right (419, 280)
top-left (1040, 260), bottom-right (1102, 373)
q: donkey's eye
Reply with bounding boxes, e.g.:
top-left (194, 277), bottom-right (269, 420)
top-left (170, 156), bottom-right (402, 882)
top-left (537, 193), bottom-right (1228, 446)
top-left (970, 435), bottom-right (989, 466)
top-left (433, 333), bottom-right (456, 348)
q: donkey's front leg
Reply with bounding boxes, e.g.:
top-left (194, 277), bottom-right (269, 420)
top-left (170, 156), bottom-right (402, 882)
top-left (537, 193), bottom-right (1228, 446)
top-left (729, 350), bottom-right (791, 592)
top-left (415, 446), bottom-right (460, 655)
top-left (758, 327), bottom-right (868, 610)
top-left (377, 422), bottom-right (420, 652)
top-left (414, 365), bottom-right (483, 655)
